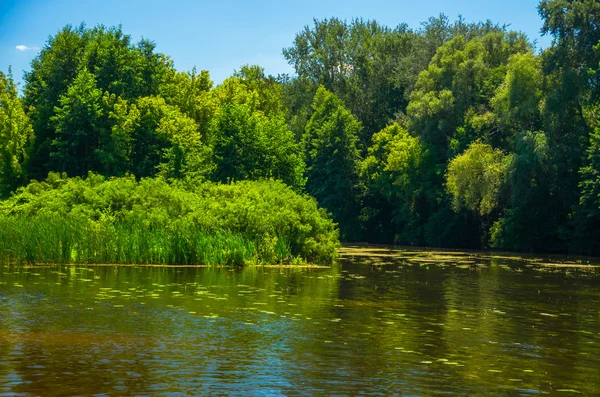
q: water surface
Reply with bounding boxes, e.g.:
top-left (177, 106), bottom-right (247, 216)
top-left (1, 246), bottom-right (599, 396)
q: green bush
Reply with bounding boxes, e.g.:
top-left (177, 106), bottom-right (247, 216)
top-left (0, 173), bottom-right (339, 265)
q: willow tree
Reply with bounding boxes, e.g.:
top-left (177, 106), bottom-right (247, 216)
top-left (405, 31), bottom-right (530, 246)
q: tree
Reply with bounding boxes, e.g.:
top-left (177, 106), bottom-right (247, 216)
top-left (24, 23), bottom-right (174, 179)
top-left (492, 52), bottom-right (543, 140)
top-left (446, 142), bottom-right (507, 215)
top-left (234, 65), bottom-right (285, 118)
top-left (536, 0), bottom-right (600, 252)
top-left (539, 0), bottom-right (600, 103)
top-left (304, 87), bottom-right (363, 240)
top-left (361, 123), bottom-right (423, 243)
top-left (404, 31), bottom-right (531, 247)
top-left (49, 68), bottom-right (105, 177)
top-left (160, 68), bottom-right (216, 137)
top-left (24, 25), bottom-right (86, 179)
top-left (0, 70), bottom-right (33, 196)
top-left (573, 106), bottom-right (600, 254)
top-left (283, 18), bottom-right (412, 144)
top-left (210, 78), bottom-right (305, 190)
top-left (114, 95), bottom-right (212, 180)
top-left (489, 131), bottom-right (557, 251)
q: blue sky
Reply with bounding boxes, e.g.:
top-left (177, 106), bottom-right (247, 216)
top-left (0, 0), bottom-right (550, 89)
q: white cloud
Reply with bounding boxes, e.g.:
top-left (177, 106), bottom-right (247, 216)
top-left (15, 45), bottom-right (31, 51)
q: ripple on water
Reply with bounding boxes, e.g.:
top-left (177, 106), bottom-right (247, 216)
top-left (0, 250), bottom-right (598, 395)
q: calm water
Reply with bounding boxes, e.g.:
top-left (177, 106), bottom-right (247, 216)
top-left (0, 246), bottom-right (599, 396)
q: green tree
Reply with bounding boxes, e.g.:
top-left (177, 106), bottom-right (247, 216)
top-left (160, 68), bottom-right (216, 137)
top-left (24, 24), bottom-right (174, 179)
top-left (283, 18), bottom-right (412, 144)
top-left (492, 52), bottom-right (543, 139)
top-left (489, 131), bottom-right (558, 251)
top-left (234, 65), bottom-right (285, 118)
top-left (361, 123), bottom-right (423, 243)
top-left (446, 142), bottom-right (507, 216)
top-left (0, 70), bottom-right (33, 196)
top-left (404, 31), bottom-right (530, 247)
top-left (304, 87), bottom-right (363, 240)
top-left (209, 80), bottom-right (305, 189)
top-left (574, 106), bottom-right (600, 254)
top-left (537, 0), bottom-right (600, 252)
top-left (114, 95), bottom-right (212, 180)
top-left (49, 68), bottom-right (106, 177)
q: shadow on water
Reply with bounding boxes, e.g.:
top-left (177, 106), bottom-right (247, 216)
top-left (0, 245), bottom-right (599, 395)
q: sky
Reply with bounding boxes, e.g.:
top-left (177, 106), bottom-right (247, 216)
top-left (0, 0), bottom-right (551, 89)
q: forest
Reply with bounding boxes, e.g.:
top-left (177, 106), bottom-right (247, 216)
top-left (0, 0), bottom-right (599, 263)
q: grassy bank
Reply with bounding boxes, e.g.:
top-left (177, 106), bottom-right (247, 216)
top-left (0, 173), bottom-right (339, 265)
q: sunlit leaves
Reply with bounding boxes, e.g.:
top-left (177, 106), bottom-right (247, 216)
top-left (446, 142), bottom-right (507, 215)
top-left (492, 52), bottom-right (543, 134)
top-left (0, 71), bottom-right (33, 197)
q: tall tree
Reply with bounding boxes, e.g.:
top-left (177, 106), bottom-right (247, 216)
top-left (537, 0), bottom-right (600, 251)
top-left (0, 70), bottom-right (33, 196)
top-left (304, 87), bottom-right (363, 240)
top-left (283, 18), bottom-right (412, 144)
top-left (361, 123), bottom-right (423, 243)
top-left (24, 23), bottom-right (174, 179)
top-left (49, 68), bottom-right (106, 177)
top-left (113, 95), bottom-right (212, 180)
top-left (574, 105), bottom-right (600, 254)
top-left (161, 68), bottom-right (216, 137)
top-left (405, 31), bottom-right (530, 246)
top-left (209, 77), bottom-right (305, 190)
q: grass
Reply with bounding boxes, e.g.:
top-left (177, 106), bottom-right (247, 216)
top-left (0, 214), bottom-right (294, 266)
top-left (0, 174), bottom-right (340, 264)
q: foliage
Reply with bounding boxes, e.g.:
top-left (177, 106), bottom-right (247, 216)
top-left (210, 76), bottom-right (305, 190)
top-left (1, 4), bottom-right (600, 257)
top-left (49, 68), bottom-right (106, 176)
top-left (0, 70), bottom-right (33, 197)
top-left (492, 52), bottom-right (543, 136)
top-left (489, 131), bottom-right (555, 251)
top-left (24, 24), bottom-right (174, 179)
top-left (160, 67), bottom-right (215, 137)
top-left (446, 142), bottom-right (507, 215)
top-left (303, 87), bottom-right (363, 240)
top-left (0, 173), bottom-right (339, 264)
top-left (113, 95), bottom-right (213, 180)
top-left (573, 106), bottom-right (600, 254)
top-left (361, 124), bottom-right (423, 243)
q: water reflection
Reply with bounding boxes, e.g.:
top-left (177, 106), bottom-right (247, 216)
top-left (0, 247), bottom-right (599, 395)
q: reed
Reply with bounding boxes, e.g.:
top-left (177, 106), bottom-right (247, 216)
top-left (0, 174), bottom-right (339, 265)
top-left (0, 214), bottom-right (293, 266)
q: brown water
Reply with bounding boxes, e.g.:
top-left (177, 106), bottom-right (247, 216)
top-left (1, 246), bottom-right (599, 396)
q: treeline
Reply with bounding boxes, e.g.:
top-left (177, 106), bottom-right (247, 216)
top-left (1, 0), bottom-right (599, 255)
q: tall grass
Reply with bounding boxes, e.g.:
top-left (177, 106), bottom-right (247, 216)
top-left (0, 214), bottom-right (293, 266)
top-left (0, 173), bottom-right (339, 265)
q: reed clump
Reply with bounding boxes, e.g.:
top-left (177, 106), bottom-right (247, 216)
top-left (0, 173), bottom-right (339, 265)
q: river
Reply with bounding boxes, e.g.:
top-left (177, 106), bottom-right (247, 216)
top-left (0, 246), bottom-right (599, 396)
